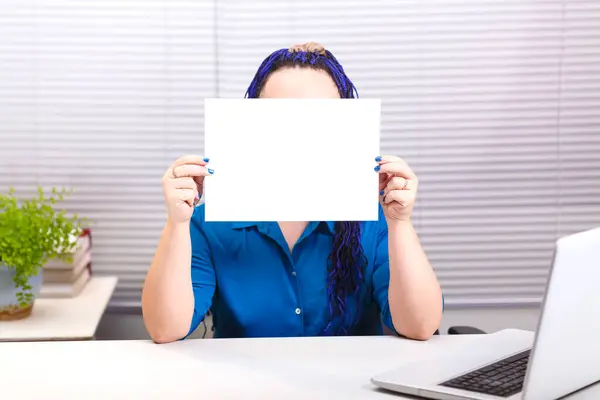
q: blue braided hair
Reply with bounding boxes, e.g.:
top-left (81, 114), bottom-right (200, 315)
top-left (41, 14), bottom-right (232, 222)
top-left (245, 44), bottom-right (367, 335)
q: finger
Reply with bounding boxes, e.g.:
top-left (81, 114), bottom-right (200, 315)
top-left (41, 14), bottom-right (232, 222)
top-left (170, 177), bottom-right (197, 190)
top-left (384, 176), bottom-right (412, 193)
top-left (382, 189), bottom-right (415, 207)
top-left (172, 155), bottom-right (210, 169)
top-left (172, 164), bottom-right (214, 179)
top-left (167, 155), bottom-right (211, 180)
top-left (375, 155), bottom-right (403, 165)
top-left (375, 161), bottom-right (415, 179)
top-left (379, 174), bottom-right (392, 193)
top-left (174, 188), bottom-right (198, 208)
top-left (378, 169), bottom-right (390, 184)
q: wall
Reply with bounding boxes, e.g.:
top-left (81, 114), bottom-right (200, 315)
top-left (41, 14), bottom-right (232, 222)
top-left (95, 306), bottom-right (541, 341)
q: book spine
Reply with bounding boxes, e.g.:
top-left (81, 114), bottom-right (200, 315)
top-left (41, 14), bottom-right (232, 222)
top-left (83, 228), bottom-right (93, 276)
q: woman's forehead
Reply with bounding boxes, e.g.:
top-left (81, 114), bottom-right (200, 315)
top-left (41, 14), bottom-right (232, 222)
top-left (260, 67), bottom-right (340, 99)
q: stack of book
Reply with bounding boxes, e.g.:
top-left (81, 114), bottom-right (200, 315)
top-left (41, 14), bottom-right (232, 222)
top-left (40, 229), bottom-right (93, 298)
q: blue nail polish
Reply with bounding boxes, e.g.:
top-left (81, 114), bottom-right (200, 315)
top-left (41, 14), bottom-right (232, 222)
top-left (374, 165), bottom-right (380, 172)
top-left (203, 157), bottom-right (210, 163)
top-left (380, 190), bottom-right (384, 196)
top-left (208, 168), bottom-right (214, 174)
top-left (375, 156), bottom-right (382, 162)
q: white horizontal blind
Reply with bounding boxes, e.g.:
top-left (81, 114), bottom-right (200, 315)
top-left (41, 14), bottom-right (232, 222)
top-left (558, 1), bottom-right (600, 238)
top-left (1, 1), bottom-right (598, 309)
top-left (0, 0), bottom-right (216, 307)
top-left (216, 0), bottom-right (600, 307)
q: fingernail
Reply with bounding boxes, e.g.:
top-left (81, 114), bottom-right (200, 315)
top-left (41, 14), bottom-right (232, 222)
top-left (374, 165), bottom-right (380, 172)
top-left (208, 168), bottom-right (214, 174)
top-left (203, 157), bottom-right (210, 163)
top-left (380, 190), bottom-right (384, 196)
top-left (375, 156), bottom-right (382, 162)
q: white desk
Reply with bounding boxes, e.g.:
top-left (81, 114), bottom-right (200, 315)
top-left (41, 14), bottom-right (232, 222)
top-left (0, 276), bottom-right (117, 342)
top-left (0, 329), bottom-right (598, 399)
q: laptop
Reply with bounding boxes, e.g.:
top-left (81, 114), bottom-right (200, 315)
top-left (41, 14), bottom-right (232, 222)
top-left (371, 227), bottom-right (600, 400)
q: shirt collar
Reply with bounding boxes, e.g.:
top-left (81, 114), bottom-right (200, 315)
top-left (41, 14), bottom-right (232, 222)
top-left (231, 222), bottom-right (261, 229)
top-left (231, 221), bottom-right (336, 235)
top-left (321, 221), bottom-right (336, 235)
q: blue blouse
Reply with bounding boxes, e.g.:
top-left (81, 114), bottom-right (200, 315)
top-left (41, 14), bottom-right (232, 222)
top-left (186, 203), bottom-right (397, 338)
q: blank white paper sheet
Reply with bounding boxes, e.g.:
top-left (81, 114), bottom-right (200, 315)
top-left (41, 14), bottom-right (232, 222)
top-left (203, 98), bottom-right (381, 222)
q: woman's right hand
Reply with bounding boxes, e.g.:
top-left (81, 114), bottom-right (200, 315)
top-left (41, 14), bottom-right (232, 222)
top-left (162, 155), bottom-right (213, 224)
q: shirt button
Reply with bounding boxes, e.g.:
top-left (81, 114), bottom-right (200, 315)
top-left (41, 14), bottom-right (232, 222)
top-left (291, 271), bottom-right (297, 276)
top-left (295, 308), bottom-right (301, 315)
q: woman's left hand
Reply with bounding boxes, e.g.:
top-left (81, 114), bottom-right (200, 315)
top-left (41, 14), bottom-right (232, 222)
top-left (375, 155), bottom-right (418, 223)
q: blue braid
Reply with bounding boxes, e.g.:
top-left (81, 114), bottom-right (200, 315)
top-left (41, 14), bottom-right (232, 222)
top-left (245, 46), bottom-right (367, 336)
top-left (245, 48), bottom-right (358, 99)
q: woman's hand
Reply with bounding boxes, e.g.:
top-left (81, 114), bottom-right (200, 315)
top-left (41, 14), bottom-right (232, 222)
top-left (162, 155), bottom-right (213, 224)
top-left (375, 155), bottom-right (418, 223)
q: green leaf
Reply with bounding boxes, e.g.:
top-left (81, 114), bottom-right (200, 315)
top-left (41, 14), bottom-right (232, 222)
top-left (0, 186), bottom-right (85, 297)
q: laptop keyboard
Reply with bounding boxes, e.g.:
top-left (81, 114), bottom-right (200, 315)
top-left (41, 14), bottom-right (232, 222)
top-left (440, 349), bottom-right (531, 398)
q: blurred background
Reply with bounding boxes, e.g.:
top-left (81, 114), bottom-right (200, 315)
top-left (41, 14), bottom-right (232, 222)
top-left (0, 0), bottom-right (598, 340)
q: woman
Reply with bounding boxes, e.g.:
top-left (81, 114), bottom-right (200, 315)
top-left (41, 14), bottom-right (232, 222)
top-left (142, 42), bottom-right (443, 343)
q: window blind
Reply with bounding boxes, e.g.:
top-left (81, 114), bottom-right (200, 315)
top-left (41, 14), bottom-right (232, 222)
top-left (1, 0), bottom-right (598, 309)
top-left (0, 0), bottom-right (216, 307)
top-left (215, 0), bottom-right (600, 307)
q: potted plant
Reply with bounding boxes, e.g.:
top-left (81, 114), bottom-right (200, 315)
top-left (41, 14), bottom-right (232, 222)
top-left (0, 187), bottom-right (85, 321)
